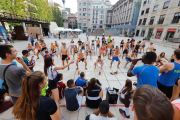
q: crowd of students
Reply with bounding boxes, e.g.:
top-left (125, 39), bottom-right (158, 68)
top-left (0, 35), bottom-right (180, 120)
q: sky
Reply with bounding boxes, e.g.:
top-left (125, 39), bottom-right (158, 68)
top-left (53, 0), bottom-right (118, 13)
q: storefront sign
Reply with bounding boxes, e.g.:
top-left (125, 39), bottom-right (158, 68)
top-left (157, 29), bottom-right (163, 31)
top-left (167, 29), bottom-right (176, 32)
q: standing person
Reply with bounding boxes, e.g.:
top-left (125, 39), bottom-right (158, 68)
top-left (86, 78), bottom-right (103, 108)
top-left (122, 43), bottom-right (129, 59)
top-left (7, 32), bottom-right (14, 43)
top-left (34, 42), bottom-right (42, 59)
top-left (85, 37), bottom-right (90, 47)
top-left (131, 85), bottom-right (174, 120)
top-left (40, 40), bottom-right (48, 57)
top-left (44, 56), bottom-right (74, 113)
top-left (81, 42), bottom-right (86, 51)
top-left (134, 41), bottom-right (141, 57)
top-left (120, 40), bottom-right (124, 51)
top-left (107, 36), bottom-right (111, 43)
top-left (73, 45), bottom-right (78, 60)
top-left (59, 31), bottom-right (61, 39)
top-left (26, 43), bottom-right (35, 55)
top-left (157, 49), bottom-right (180, 99)
top-left (13, 71), bottom-right (62, 120)
top-left (96, 38), bottom-right (100, 52)
top-left (102, 36), bottom-right (105, 44)
top-left (124, 51), bottom-right (136, 68)
top-left (140, 39), bottom-right (146, 53)
top-left (65, 79), bottom-right (84, 112)
top-left (85, 100), bottom-right (117, 120)
top-left (155, 52), bottom-right (169, 67)
top-left (112, 38), bottom-right (115, 49)
top-left (118, 79), bottom-right (132, 118)
top-left (60, 43), bottom-right (70, 70)
top-left (107, 40), bottom-right (113, 60)
top-left (24, 32), bottom-right (28, 41)
top-left (85, 45), bottom-right (91, 59)
top-left (127, 52), bottom-right (159, 88)
top-left (76, 49), bottom-right (88, 70)
top-left (94, 56), bottom-right (104, 69)
top-left (99, 44), bottom-right (106, 58)
top-left (57, 73), bottom-right (66, 99)
top-left (48, 31), bottom-right (51, 38)
top-left (55, 41), bottom-right (59, 51)
top-left (50, 44), bottom-right (58, 58)
top-left (36, 33), bottom-right (38, 41)
top-left (77, 39), bottom-right (82, 50)
top-left (30, 33), bottom-right (34, 46)
top-left (22, 50), bottom-right (35, 72)
top-left (110, 47), bottom-right (121, 68)
top-left (146, 42), bottom-right (154, 52)
top-left (91, 40), bottom-right (95, 56)
top-left (0, 45), bottom-right (31, 104)
top-left (69, 39), bottom-right (74, 55)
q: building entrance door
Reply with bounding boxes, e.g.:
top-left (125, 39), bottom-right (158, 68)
top-left (136, 30), bottom-right (139, 36)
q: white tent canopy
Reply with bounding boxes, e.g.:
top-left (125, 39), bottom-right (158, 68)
top-left (73, 29), bottom-right (82, 31)
top-left (54, 27), bottom-right (82, 32)
top-left (53, 27), bottom-right (64, 31)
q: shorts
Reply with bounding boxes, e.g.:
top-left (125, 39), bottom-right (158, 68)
top-left (142, 45), bottom-right (145, 48)
top-left (123, 49), bottom-right (128, 54)
top-left (126, 57), bottom-right (132, 62)
top-left (100, 51), bottom-right (104, 53)
top-left (62, 55), bottom-right (68, 60)
top-left (157, 81), bottom-right (173, 99)
top-left (67, 96), bottom-right (83, 112)
top-left (81, 47), bottom-right (85, 50)
top-left (97, 44), bottom-right (100, 48)
top-left (56, 45), bottom-right (59, 47)
top-left (41, 47), bottom-right (47, 51)
top-left (74, 50), bottom-right (78, 53)
top-left (77, 58), bottom-right (85, 62)
top-left (86, 44), bottom-right (89, 46)
top-left (134, 49), bottom-right (138, 53)
top-left (38, 50), bottom-right (41, 52)
top-left (157, 60), bottom-right (161, 62)
top-left (89, 51), bottom-right (92, 53)
top-left (107, 48), bottom-right (111, 53)
top-left (11, 96), bottom-right (19, 105)
top-left (112, 57), bottom-right (120, 61)
top-left (120, 45), bottom-right (123, 47)
top-left (86, 98), bottom-right (102, 108)
top-left (52, 51), bottom-right (56, 53)
top-left (48, 80), bottom-right (58, 90)
top-left (28, 49), bottom-right (33, 51)
top-left (92, 46), bottom-right (95, 50)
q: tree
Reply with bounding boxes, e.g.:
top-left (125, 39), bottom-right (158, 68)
top-left (51, 6), bottom-right (63, 27)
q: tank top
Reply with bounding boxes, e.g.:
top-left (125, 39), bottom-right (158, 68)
top-left (86, 41), bottom-right (89, 45)
top-left (101, 47), bottom-right (105, 50)
top-left (158, 62), bottom-right (180, 86)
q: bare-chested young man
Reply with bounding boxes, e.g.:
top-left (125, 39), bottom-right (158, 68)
top-left (60, 43), bottom-right (70, 70)
top-left (76, 49), bottom-right (87, 70)
top-left (122, 43), bottom-right (129, 59)
top-left (40, 40), bottom-right (48, 57)
top-left (94, 56), bottom-right (104, 69)
top-left (96, 38), bottom-right (100, 52)
top-left (140, 39), bottom-right (146, 53)
top-left (110, 47), bottom-right (121, 68)
top-left (146, 42), bottom-right (154, 52)
top-left (85, 45), bottom-right (92, 59)
top-left (107, 40), bottom-right (113, 60)
top-left (26, 43), bottom-right (35, 55)
top-left (55, 41), bottom-right (59, 51)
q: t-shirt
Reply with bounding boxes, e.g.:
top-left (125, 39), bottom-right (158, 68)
top-left (64, 88), bottom-right (82, 111)
top-left (132, 65), bottom-right (159, 88)
top-left (24, 33), bottom-right (28, 37)
top-left (57, 81), bottom-right (66, 99)
top-left (44, 54), bottom-right (53, 58)
top-left (0, 64), bottom-right (26, 97)
top-left (42, 82), bottom-right (48, 96)
top-left (119, 86), bottom-right (127, 99)
top-left (87, 86), bottom-right (101, 98)
top-left (108, 38), bottom-right (111, 43)
top-left (30, 36), bottom-right (34, 41)
top-left (78, 41), bottom-right (82, 45)
top-left (47, 66), bottom-right (57, 80)
top-left (22, 57), bottom-right (34, 72)
top-left (89, 114), bottom-right (117, 120)
top-left (75, 77), bottom-right (87, 87)
top-left (36, 96), bottom-right (57, 120)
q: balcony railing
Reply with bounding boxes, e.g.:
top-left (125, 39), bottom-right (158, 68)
top-left (171, 19), bottom-right (179, 24)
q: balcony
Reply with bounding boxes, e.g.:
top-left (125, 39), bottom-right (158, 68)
top-left (149, 21), bottom-right (154, 25)
top-left (157, 20), bottom-right (164, 24)
top-left (142, 22), bottom-right (146, 25)
top-left (171, 19), bottom-right (179, 24)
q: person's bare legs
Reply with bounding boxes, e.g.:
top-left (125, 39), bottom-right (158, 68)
top-left (36, 51), bottom-right (40, 58)
top-left (79, 89), bottom-right (84, 96)
top-left (99, 90), bottom-right (103, 99)
top-left (73, 53), bottom-right (75, 59)
top-left (158, 61), bottom-right (163, 67)
top-left (155, 62), bottom-right (159, 66)
top-left (103, 53), bottom-right (105, 57)
top-left (76, 61), bottom-right (79, 69)
top-left (110, 60), bottom-right (113, 68)
top-left (117, 61), bottom-right (121, 68)
top-left (51, 88), bottom-right (60, 114)
top-left (101, 62), bottom-right (104, 69)
top-left (33, 50), bottom-right (36, 55)
top-left (122, 54), bottom-right (124, 59)
top-left (41, 51), bottom-right (44, 58)
top-left (84, 61), bottom-right (87, 69)
top-left (66, 59), bottom-right (69, 69)
top-left (94, 62), bottom-right (97, 69)
top-left (125, 61), bottom-right (130, 67)
top-left (62, 60), bottom-right (65, 66)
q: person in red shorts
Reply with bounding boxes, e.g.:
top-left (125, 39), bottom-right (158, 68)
top-left (57, 73), bottom-right (66, 99)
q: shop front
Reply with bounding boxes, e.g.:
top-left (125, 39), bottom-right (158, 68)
top-left (141, 29), bottom-right (146, 37)
top-left (165, 29), bottom-right (176, 40)
top-left (155, 29), bottom-right (163, 39)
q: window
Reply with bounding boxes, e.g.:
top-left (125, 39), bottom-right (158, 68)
top-left (172, 13), bottom-right (180, 23)
top-left (89, 14), bottom-right (90, 16)
top-left (83, 8), bottom-right (86, 11)
top-left (93, 6), bottom-right (95, 8)
top-left (83, 3), bottom-right (86, 6)
top-left (163, 1), bottom-right (170, 9)
top-left (89, 3), bottom-right (90, 6)
top-left (143, 1), bottom-right (146, 6)
top-left (88, 19), bottom-right (90, 21)
top-left (96, 6), bottom-right (98, 8)
top-left (79, 14), bottom-right (81, 16)
top-left (83, 18), bottom-right (86, 22)
top-left (149, 17), bottom-right (155, 25)
top-left (142, 18), bottom-right (147, 25)
top-left (141, 10), bottom-right (144, 15)
top-left (101, 6), bottom-right (103, 8)
top-left (179, 1), bottom-right (180, 6)
top-left (146, 8), bottom-right (149, 14)
top-left (89, 9), bottom-right (90, 11)
top-left (158, 15), bottom-right (165, 24)
top-left (148, 0), bottom-right (152, 3)
top-left (83, 23), bottom-right (86, 26)
top-left (79, 8), bottom-right (81, 11)
top-left (79, 3), bottom-right (81, 6)
top-left (138, 19), bottom-right (142, 25)
top-left (101, 11), bottom-right (103, 14)
top-left (83, 13), bottom-right (86, 16)
top-left (153, 5), bottom-right (158, 11)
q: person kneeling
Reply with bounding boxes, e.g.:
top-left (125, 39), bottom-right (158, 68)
top-left (86, 78), bottom-right (103, 108)
top-left (65, 79), bottom-right (84, 112)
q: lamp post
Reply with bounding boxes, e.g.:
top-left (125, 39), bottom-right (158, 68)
top-left (62, 0), bottom-right (65, 9)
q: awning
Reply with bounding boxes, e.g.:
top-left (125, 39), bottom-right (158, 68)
top-left (157, 29), bottom-right (163, 31)
top-left (167, 29), bottom-right (176, 32)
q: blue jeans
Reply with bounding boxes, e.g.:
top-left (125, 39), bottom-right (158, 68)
top-left (31, 40), bottom-right (34, 46)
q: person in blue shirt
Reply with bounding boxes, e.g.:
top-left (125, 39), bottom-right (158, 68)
top-left (127, 52), bottom-right (159, 88)
top-left (22, 50), bottom-right (35, 72)
top-left (75, 72), bottom-right (87, 88)
top-left (30, 33), bottom-right (34, 46)
top-left (158, 49), bottom-right (180, 100)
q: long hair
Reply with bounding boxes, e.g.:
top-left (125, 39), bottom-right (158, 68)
top-left (87, 78), bottom-right (96, 93)
top-left (160, 52), bottom-right (165, 57)
top-left (122, 79), bottom-right (132, 94)
top-left (13, 71), bottom-right (45, 120)
top-left (44, 56), bottom-right (53, 76)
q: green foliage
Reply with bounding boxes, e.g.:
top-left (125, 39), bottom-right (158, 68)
top-left (51, 6), bottom-right (63, 27)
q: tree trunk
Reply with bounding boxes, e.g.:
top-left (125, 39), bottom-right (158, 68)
top-left (1, 22), bottom-right (7, 31)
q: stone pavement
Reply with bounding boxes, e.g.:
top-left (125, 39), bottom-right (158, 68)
top-left (0, 33), bottom-right (179, 120)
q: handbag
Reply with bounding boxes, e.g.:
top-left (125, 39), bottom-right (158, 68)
top-left (51, 66), bottom-right (61, 83)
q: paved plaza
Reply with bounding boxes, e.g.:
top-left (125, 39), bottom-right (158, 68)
top-left (0, 33), bottom-right (179, 120)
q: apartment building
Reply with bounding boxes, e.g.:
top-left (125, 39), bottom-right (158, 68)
top-left (135, 0), bottom-right (180, 40)
top-left (112, 0), bottom-right (142, 36)
top-left (68, 14), bottom-right (77, 29)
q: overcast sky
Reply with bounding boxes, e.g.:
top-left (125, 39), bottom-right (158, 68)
top-left (53, 0), bottom-right (118, 13)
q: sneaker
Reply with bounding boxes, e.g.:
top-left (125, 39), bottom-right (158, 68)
top-left (105, 87), bottom-right (111, 90)
top-left (124, 66), bottom-right (126, 68)
top-left (119, 108), bottom-right (130, 118)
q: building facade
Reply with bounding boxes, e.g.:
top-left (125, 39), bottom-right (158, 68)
top-left (135, 0), bottom-right (180, 40)
top-left (112, 0), bottom-right (142, 36)
top-left (65, 8), bottom-right (71, 14)
top-left (68, 14), bottom-right (77, 29)
top-left (54, 2), bottom-right (63, 12)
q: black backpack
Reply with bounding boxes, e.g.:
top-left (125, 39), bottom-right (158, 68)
top-left (2, 64), bottom-right (13, 93)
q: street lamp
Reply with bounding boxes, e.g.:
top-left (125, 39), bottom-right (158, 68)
top-left (62, 0), bottom-right (65, 9)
